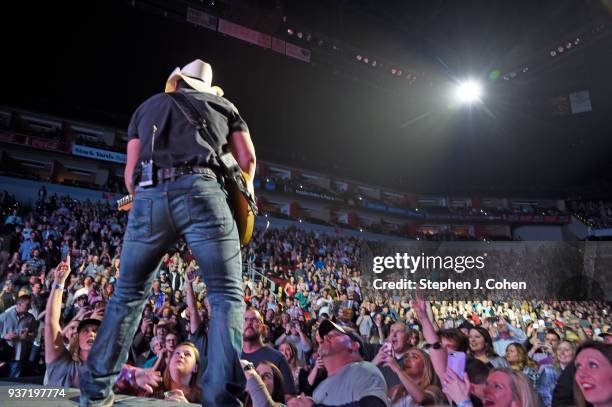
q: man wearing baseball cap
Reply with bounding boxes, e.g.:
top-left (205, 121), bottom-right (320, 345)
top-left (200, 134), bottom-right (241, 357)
top-left (288, 319), bottom-right (388, 407)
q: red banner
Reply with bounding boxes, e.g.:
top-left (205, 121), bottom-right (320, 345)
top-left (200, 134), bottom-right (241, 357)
top-left (0, 129), bottom-right (71, 153)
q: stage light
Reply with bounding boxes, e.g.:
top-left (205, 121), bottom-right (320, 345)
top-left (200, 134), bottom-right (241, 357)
top-left (550, 50), bottom-right (557, 57)
top-left (566, 42), bottom-right (572, 49)
top-left (363, 57), bottom-right (369, 63)
top-left (297, 32), bottom-right (303, 39)
top-left (455, 80), bottom-right (482, 103)
top-left (356, 55), bottom-right (362, 61)
top-left (557, 46), bottom-right (564, 53)
top-left (287, 28), bottom-right (293, 35)
top-left (391, 68), bottom-right (397, 75)
top-left (371, 60), bottom-right (377, 67)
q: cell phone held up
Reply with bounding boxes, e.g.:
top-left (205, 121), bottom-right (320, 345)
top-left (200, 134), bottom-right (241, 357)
top-left (447, 351), bottom-right (466, 381)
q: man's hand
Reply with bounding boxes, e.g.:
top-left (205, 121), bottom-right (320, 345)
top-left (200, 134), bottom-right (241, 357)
top-left (488, 325), bottom-right (499, 339)
top-left (410, 290), bottom-right (428, 317)
top-left (382, 352), bottom-right (401, 373)
top-left (372, 343), bottom-right (392, 366)
top-left (185, 265), bottom-right (196, 283)
top-left (3, 332), bottom-right (17, 341)
top-left (140, 318), bottom-right (152, 335)
top-left (54, 255), bottom-right (71, 285)
top-left (134, 367), bottom-right (162, 394)
top-left (91, 306), bottom-right (105, 320)
top-left (314, 355), bottom-right (325, 370)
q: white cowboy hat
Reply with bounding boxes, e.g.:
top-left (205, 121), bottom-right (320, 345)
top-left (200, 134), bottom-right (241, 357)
top-left (165, 59), bottom-right (214, 93)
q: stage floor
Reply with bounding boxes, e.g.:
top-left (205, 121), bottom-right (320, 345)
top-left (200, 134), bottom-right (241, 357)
top-left (0, 381), bottom-right (199, 406)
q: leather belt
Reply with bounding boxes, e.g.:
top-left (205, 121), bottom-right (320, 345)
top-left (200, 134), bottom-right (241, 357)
top-left (156, 165), bottom-right (217, 183)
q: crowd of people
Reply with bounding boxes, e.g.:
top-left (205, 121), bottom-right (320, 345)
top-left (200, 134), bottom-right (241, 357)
top-left (569, 200), bottom-right (612, 229)
top-left (0, 190), bottom-right (611, 406)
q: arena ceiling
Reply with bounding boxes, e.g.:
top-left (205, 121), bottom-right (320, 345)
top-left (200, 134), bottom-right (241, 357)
top-left (2, 0), bottom-right (612, 197)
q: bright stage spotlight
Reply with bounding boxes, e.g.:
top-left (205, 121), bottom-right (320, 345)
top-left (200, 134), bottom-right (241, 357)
top-left (455, 80), bottom-right (482, 103)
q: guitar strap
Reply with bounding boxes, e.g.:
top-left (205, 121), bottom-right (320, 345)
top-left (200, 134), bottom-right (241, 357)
top-left (167, 91), bottom-right (257, 215)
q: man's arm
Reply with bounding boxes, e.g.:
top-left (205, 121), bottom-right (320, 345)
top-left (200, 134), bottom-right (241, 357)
top-left (44, 259), bottom-right (70, 364)
top-left (506, 320), bottom-right (528, 342)
top-left (298, 330), bottom-right (312, 352)
top-left (412, 293), bottom-right (447, 380)
top-left (184, 267), bottom-right (201, 335)
top-left (124, 139), bottom-right (141, 196)
top-left (229, 130), bottom-right (256, 191)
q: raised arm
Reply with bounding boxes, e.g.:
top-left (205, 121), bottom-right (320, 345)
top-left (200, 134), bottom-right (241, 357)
top-left (411, 291), bottom-right (447, 380)
top-left (44, 256), bottom-right (71, 364)
top-left (184, 265), bottom-right (201, 335)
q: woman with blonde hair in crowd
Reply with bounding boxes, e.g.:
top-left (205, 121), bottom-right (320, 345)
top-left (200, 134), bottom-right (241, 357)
top-left (537, 339), bottom-right (576, 406)
top-left (382, 348), bottom-right (445, 406)
top-left (443, 367), bottom-right (540, 407)
top-left (505, 342), bottom-right (538, 388)
top-left (279, 341), bottom-right (304, 392)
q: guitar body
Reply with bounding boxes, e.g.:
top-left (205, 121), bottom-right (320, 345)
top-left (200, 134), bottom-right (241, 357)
top-left (227, 171), bottom-right (256, 246)
top-left (117, 171), bottom-right (256, 245)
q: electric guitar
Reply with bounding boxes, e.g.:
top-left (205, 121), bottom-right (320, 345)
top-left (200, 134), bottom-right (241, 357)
top-left (116, 171), bottom-right (256, 245)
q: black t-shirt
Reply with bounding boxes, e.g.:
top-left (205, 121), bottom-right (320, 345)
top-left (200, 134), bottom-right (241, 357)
top-left (188, 323), bottom-right (208, 372)
top-left (127, 88), bottom-right (249, 169)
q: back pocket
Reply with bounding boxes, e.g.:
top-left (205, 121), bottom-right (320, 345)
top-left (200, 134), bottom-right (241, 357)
top-left (127, 198), bottom-right (153, 240)
top-left (187, 193), bottom-right (230, 239)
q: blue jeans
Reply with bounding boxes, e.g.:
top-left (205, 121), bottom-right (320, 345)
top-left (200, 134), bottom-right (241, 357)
top-left (79, 174), bottom-right (246, 406)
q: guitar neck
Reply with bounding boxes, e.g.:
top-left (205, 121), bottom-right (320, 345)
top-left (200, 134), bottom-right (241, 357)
top-left (117, 195), bottom-right (133, 211)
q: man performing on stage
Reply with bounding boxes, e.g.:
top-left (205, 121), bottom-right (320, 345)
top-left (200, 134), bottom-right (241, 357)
top-left (79, 59), bottom-right (256, 406)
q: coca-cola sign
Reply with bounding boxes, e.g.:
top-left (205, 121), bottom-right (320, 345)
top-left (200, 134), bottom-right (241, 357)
top-left (0, 129), bottom-right (71, 153)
